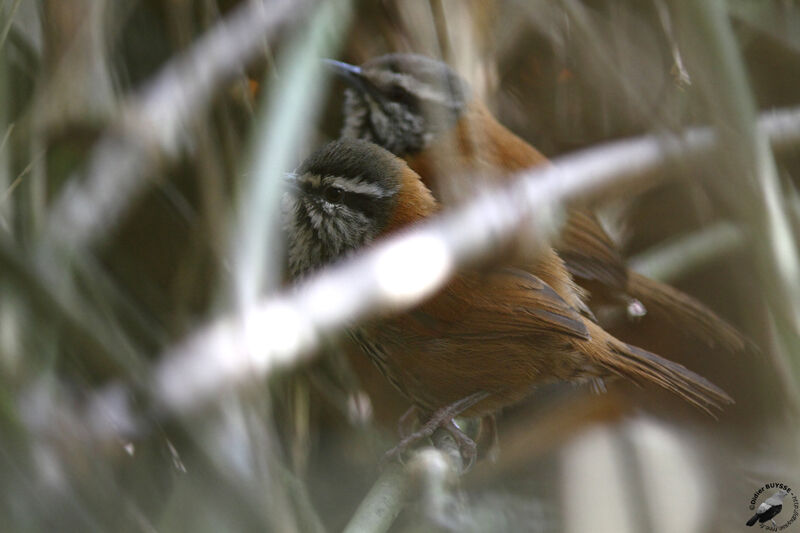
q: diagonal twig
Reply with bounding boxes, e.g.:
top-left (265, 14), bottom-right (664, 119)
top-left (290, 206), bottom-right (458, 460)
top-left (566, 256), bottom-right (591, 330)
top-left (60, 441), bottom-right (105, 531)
top-left (44, 0), bottom-right (314, 251)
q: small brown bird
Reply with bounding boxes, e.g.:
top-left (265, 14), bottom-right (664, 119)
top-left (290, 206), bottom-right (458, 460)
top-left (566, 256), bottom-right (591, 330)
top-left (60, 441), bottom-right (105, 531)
top-left (325, 53), bottom-right (746, 352)
top-left (285, 139), bottom-right (732, 464)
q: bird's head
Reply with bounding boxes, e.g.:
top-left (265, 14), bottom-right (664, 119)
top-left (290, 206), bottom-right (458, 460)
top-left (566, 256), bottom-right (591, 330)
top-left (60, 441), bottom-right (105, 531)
top-left (284, 139), bottom-right (406, 278)
top-left (326, 54), bottom-right (470, 156)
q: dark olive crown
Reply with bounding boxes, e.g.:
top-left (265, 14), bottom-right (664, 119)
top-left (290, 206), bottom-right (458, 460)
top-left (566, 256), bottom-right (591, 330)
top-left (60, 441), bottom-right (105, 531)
top-left (296, 139), bottom-right (405, 192)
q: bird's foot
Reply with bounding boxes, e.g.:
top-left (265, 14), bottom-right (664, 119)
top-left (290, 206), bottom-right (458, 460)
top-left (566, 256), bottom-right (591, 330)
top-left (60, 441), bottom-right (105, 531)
top-left (443, 419), bottom-right (478, 471)
top-left (382, 391), bottom-right (489, 470)
top-left (478, 414), bottom-right (500, 462)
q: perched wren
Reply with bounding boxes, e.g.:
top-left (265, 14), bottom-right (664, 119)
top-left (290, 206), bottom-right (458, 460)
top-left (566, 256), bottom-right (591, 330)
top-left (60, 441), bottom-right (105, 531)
top-left (284, 139), bottom-right (732, 465)
top-left (326, 53), bottom-right (747, 353)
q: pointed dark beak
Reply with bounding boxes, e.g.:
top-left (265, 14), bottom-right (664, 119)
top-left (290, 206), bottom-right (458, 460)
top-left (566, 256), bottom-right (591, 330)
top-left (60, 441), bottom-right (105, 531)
top-left (322, 58), bottom-right (387, 105)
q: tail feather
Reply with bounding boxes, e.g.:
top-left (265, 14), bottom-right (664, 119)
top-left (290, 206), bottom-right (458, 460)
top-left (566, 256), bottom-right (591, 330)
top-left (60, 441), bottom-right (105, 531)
top-left (627, 271), bottom-right (749, 353)
top-left (580, 322), bottom-right (734, 415)
top-left (610, 342), bottom-right (734, 415)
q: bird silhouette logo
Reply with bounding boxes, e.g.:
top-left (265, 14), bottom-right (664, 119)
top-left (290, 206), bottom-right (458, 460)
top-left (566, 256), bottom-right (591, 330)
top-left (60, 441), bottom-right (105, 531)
top-left (747, 484), bottom-right (798, 530)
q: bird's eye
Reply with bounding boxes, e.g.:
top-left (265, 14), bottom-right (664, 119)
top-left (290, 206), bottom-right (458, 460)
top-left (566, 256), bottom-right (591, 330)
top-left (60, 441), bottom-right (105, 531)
top-left (386, 84), bottom-right (414, 105)
top-left (323, 186), bottom-right (345, 204)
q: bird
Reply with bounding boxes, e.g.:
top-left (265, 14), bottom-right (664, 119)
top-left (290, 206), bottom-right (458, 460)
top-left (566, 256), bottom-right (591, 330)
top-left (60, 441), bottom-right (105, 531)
top-left (747, 489), bottom-right (789, 527)
top-left (284, 139), bottom-right (733, 466)
top-left (324, 53), bottom-right (747, 353)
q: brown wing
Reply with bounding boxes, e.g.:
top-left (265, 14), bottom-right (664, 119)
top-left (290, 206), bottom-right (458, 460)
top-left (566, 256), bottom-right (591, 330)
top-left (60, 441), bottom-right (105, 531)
top-left (558, 210), bottom-right (628, 289)
top-left (406, 267), bottom-right (590, 341)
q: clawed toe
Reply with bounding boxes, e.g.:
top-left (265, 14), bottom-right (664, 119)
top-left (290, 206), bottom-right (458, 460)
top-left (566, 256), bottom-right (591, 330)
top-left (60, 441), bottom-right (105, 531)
top-left (381, 418), bottom-right (479, 471)
top-left (383, 392), bottom-right (489, 471)
top-left (444, 420), bottom-right (477, 472)
top-left (381, 419), bottom-right (441, 467)
top-left (380, 432), bottom-right (420, 468)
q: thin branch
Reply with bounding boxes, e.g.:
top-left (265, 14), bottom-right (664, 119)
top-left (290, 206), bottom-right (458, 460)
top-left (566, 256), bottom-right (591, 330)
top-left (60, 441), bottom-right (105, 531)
top-left (151, 105), bottom-right (800, 414)
top-left (43, 0), bottom-right (313, 251)
top-left (342, 463), bottom-right (411, 533)
top-left (342, 442), bottom-right (459, 533)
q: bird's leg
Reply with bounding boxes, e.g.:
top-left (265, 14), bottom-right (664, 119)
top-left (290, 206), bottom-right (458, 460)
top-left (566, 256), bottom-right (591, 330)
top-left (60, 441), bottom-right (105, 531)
top-left (443, 419), bottom-right (478, 472)
top-left (397, 405), bottom-right (419, 439)
top-left (479, 414), bottom-right (500, 461)
top-left (382, 391), bottom-right (489, 468)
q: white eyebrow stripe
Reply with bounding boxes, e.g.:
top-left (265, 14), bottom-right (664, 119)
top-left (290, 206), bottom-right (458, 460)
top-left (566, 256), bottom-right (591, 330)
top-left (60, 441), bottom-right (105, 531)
top-left (325, 175), bottom-right (389, 198)
top-left (390, 73), bottom-right (453, 105)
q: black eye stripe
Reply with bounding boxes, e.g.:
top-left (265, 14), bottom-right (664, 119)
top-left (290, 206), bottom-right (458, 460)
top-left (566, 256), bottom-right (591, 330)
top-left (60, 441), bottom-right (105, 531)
top-left (385, 84), bottom-right (420, 110)
top-left (387, 84), bottom-right (410, 100)
top-left (340, 190), bottom-right (384, 218)
top-left (304, 184), bottom-right (384, 217)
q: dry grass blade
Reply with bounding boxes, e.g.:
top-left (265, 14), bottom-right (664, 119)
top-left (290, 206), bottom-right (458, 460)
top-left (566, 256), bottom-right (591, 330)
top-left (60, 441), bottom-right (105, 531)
top-left (229, 0), bottom-right (353, 306)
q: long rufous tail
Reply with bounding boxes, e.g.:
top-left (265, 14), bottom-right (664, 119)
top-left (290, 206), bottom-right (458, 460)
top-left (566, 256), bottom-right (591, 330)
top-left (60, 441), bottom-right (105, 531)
top-left (578, 321), bottom-right (734, 415)
top-left (626, 271), bottom-right (748, 353)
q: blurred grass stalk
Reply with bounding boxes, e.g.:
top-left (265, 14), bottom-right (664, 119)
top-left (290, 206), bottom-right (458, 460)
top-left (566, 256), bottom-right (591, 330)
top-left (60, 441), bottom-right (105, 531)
top-left (0, 4), bottom-right (10, 227)
top-left (562, 419), bottom-right (712, 533)
top-left (0, 1), bottom-right (15, 375)
top-left (629, 221), bottom-right (744, 283)
top-left (0, 0), bottom-right (23, 53)
top-left (671, 0), bottom-right (800, 414)
top-left (230, 0), bottom-right (352, 307)
top-left (213, 1), bottom-right (353, 531)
